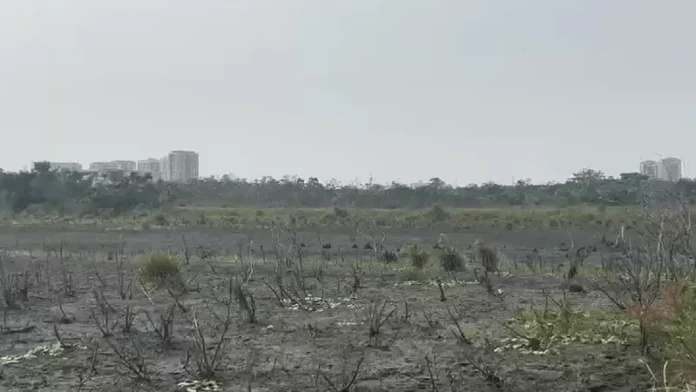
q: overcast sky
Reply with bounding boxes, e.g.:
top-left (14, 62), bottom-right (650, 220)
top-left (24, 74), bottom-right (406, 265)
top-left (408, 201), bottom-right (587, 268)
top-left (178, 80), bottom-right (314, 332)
top-left (1, 1), bottom-right (695, 185)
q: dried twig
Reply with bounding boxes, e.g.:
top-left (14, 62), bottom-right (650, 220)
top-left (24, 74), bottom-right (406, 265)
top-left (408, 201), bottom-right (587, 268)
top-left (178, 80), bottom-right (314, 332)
top-left (320, 353), bottom-right (365, 392)
top-left (145, 304), bottom-right (176, 346)
top-left (184, 276), bottom-right (236, 378)
top-left (363, 298), bottom-right (397, 347)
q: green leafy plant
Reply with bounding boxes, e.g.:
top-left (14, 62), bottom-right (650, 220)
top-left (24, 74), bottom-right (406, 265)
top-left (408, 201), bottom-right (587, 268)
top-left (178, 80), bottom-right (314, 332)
top-left (499, 291), bottom-right (635, 354)
top-left (136, 253), bottom-right (185, 291)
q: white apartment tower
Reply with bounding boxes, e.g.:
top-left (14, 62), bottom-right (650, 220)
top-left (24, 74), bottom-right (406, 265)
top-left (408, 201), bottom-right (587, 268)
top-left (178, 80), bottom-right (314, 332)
top-left (137, 158), bottom-right (162, 180)
top-left (112, 160), bottom-right (136, 171)
top-left (89, 160), bottom-right (136, 172)
top-left (640, 160), bottom-right (659, 179)
top-left (159, 156), bottom-right (171, 181)
top-left (49, 162), bottom-right (83, 171)
top-left (89, 161), bottom-right (119, 172)
top-left (659, 157), bottom-right (683, 182)
top-left (159, 150), bottom-right (199, 182)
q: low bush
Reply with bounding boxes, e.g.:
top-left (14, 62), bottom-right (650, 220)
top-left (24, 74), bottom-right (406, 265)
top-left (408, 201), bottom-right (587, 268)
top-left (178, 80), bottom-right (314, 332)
top-left (136, 253), bottom-right (185, 291)
top-left (379, 249), bottom-right (399, 264)
top-left (653, 281), bottom-right (696, 384)
top-left (401, 243), bottom-right (429, 269)
top-left (439, 246), bottom-right (464, 272)
top-left (428, 204), bottom-right (450, 222)
top-left (152, 213), bottom-right (168, 226)
top-left (474, 240), bottom-right (499, 273)
top-left (501, 306), bottom-right (635, 354)
top-left (396, 267), bottom-right (427, 283)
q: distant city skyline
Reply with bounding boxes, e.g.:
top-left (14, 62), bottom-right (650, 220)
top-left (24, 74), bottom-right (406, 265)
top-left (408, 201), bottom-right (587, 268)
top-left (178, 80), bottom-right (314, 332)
top-left (34, 153), bottom-right (693, 185)
top-left (15, 153), bottom-right (696, 185)
top-left (639, 157), bottom-right (684, 182)
top-left (2, 2), bottom-right (695, 185)
top-left (45, 150), bottom-right (200, 183)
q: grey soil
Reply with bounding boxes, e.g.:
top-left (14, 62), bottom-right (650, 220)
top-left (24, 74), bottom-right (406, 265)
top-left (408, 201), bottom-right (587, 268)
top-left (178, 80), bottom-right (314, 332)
top-left (0, 226), bottom-right (653, 391)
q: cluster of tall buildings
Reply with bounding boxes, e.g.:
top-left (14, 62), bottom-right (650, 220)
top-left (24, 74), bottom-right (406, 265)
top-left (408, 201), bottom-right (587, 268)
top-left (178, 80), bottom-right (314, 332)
top-left (49, 150), bottom-right (199, 183)
top-left (639, 157), bottom-right (683, 182)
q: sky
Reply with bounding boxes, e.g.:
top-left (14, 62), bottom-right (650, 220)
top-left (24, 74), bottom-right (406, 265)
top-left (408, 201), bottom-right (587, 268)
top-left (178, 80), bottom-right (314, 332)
top-left (1, 1), bottom-right (695, 185)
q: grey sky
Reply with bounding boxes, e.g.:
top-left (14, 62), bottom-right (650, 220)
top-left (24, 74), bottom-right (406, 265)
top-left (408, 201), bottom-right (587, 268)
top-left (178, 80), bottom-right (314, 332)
top-left (2, 1), bottom-right (695, 185)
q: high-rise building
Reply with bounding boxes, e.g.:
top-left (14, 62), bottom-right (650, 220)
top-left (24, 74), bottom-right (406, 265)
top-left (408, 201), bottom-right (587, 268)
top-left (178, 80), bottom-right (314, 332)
top-left (159, 156), bottom-right (171, 181)
top-left (88, 153), bottom-right (198, 182)
top-left (659, 157), bottom-right (682, 182)
top-left (89, 161), bottom-right (120, 172)
top-left (112, 160), bottom-right (136, 171)
top-left (159, 150), bottom-right (199, 182)
top-left (640, 160), bottom-right (659, 179)
top-left (137, 158), bottom-right (162, 180)
top-left (89, 160), bottom-right (136, 172)
top-left (48, 162), bottom-right (83, 171)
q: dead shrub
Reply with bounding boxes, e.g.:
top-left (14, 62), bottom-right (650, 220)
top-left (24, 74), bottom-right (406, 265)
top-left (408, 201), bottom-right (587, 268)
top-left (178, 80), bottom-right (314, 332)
top-left (379, 249), bottom-right (399, 264)
top-left (58, 244), bottom-right (75, 297)
top-left (363, 298), bottom-right (396, 347)
top-left (114, 242), bottom-right (133, 300)
top-left (474, 241), bottom-right (499, 273)
top-left (661, 281), bottom-right (687, 317)
top-left (396, 267), bottom-right (427, 283)
top-left (102, 337), bottom-right (151, 382)
top-left (318, 352), bottom-right (365, 392)
top-left (361, 298), bottom-right (409, 347)
top-left (594, 244), bottom-right (665, 353)
top-left (349, 260), bottom-right (365, 294)
top-left (438, 246), bottom-right (464, 272)
top-left (474, 268), bottom-right (503, 299)
top-left (122, 305), bottom-right (134, 333)
top-left (628, 301), bottom-right (664, 332)
top-left (0, 261), bottom-right (28, 309)
top-left (145, 304), bottom-right (176, 346)
top-left (184, 276), bottom-right (236, 379)
top-left (90, 289), bottom-right (118, 337)
top-left (233, 273), bottom-right (256, 324)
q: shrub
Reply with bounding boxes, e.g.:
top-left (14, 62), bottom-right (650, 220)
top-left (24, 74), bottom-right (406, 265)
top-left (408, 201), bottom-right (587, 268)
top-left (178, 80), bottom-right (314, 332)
top-left (659, 282), bottom-right (696, 383)
top-left (333, 206), bottom-right (349, 220)
top-left (320, 213), bottom-right (337, 224)
top-left (136, 253), bottom-right (184, 291)
top-left (439, 246), bottom-right (464, 272)
top-left (428, 204), bottom-right (450, 222)
top-left (475, 241), bottom-right (499, 273)
top-left (379, 249), bottom-right (399, 264)
top-left (397, 267), bottom-right (427, 282)
top-left (152, 213), bottom-right (168, 226)
top-left (401, 243), bottom-right (429, 269)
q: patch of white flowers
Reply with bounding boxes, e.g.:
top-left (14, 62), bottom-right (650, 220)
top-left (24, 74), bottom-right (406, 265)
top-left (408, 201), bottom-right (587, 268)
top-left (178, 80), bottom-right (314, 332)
top-left (176, 379), bottom-right (222, 392)
top-left (495, 333), bottom-right (629, 356)
top-left (0, 341), bottom-right (82, 365)
top-left (394, 279), bottom-right (480, 287)
top-left (282, 294), bottom-right (357, 312)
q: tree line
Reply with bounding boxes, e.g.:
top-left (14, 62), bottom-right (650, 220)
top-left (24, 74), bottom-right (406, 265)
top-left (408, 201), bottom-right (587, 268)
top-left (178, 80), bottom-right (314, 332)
top-left (1, 163), bottom-right (695, 215)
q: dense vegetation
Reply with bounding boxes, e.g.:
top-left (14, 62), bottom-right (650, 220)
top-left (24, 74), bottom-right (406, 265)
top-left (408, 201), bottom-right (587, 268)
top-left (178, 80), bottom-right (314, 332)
top-left (1, 163), bottom-right (696, 216)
